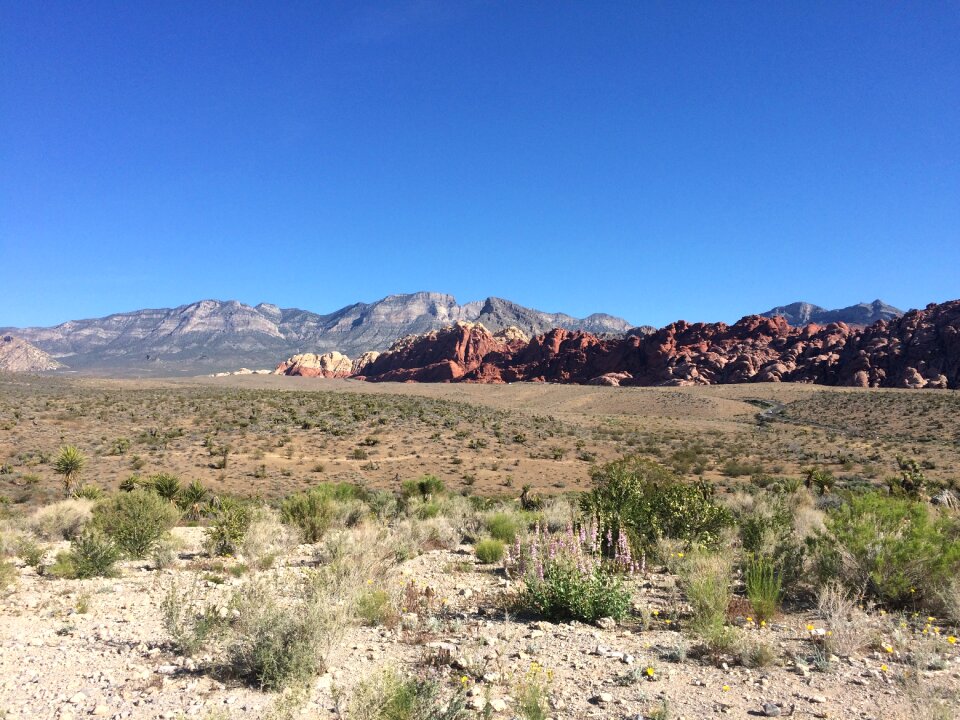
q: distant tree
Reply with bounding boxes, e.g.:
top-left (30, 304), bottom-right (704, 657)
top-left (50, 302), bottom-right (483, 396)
top-left (54, 445), bottom-right (86, 496)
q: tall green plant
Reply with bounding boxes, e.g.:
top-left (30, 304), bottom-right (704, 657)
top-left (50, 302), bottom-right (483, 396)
top-left (54, 445), bottom-right (86, 497)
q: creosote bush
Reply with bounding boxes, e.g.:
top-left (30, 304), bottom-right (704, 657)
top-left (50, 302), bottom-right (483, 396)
top-left (280, 487), bottom-right (337, 543)
top-left (581, 457), bottom-right (732, 556)
top-left (474, 538), bottom-right (505, 564)
top-left (812, 492), bottom-right (960, 609)
top-left (94, 489), bottom-right (180, 558)
top-left (52, 528), bottom-right (120, 579)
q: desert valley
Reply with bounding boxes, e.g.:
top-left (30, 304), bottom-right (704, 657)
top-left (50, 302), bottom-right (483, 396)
top-left (1, 292), bottom-right (960, 720)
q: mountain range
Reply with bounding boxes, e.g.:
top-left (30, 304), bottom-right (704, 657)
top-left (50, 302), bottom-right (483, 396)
top-left (0, 293), bottom-right (907, 375)
top-left (759, 299), bottom-right (902, 326)
top-left (0, 293), bottom-right (633, 375)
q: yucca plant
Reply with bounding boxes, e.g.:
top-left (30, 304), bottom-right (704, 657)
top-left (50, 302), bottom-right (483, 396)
top-left (177, 480), bottom-right (209, 521)
top-left (150, 473), bottom-right (182, 503)
top-left (54, 445), bottom-right (86, 497)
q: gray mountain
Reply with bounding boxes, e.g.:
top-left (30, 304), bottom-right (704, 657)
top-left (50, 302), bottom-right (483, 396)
top-left (760, 299), bottom-right (903, 327)
top-left (1, 292), bottom-right (633, 375)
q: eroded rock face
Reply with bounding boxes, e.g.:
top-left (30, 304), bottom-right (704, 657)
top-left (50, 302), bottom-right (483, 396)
top-left (0, 335), bottom-right (64, 372)
top-left (274, 351), bottom-right (353, 378)
top-left (350, 351), bottom-right (381, 375)
top-left (355, 322), bottom-right (512, 382)
top-left (351, 300), bottom-right (960, 389)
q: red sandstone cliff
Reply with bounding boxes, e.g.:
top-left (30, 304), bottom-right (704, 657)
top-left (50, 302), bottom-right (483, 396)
top-left (347, 300), bottom-right (960, 389)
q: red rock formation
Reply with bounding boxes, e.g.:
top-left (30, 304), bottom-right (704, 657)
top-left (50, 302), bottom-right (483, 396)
top-left (301, 300), bottom-right (960, 390)
top-left (355, 322), bottom-right (521, 382)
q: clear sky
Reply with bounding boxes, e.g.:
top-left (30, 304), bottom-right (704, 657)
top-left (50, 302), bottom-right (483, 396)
top-left (2, 1), bottom-right (958, 328)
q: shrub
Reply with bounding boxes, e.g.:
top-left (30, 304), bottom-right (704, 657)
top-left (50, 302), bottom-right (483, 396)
top-left (515, 661), bottom-right (549, 720)
top-left (29, 499), bottom-right (93, 540)
top-left (224, 577), bottom-right (329, 690)
top-left (162, 581), bottom-right (226, 656)
top-left (744, 555), bottom-right (782, 622)
top-left (581, 457), bottom-right (732, 555)
top-left (486, 512), bottom-right (520, 543)
top-left (16, 536), bottom-right (46, 570)
top-left (510, 525), bottom-right (632, 622)
top-left (356, 588), bottom-right (397, 627)
top-left (55, 529), bottom-right (120, 579)
top-left (280, 489), bottom-right (334, 543)
top-left (349, 667), bottom-right (467, 720)
top-left (401, 475), bottom-right (445, 501)
top-left (811, 492), bottom-right (960, 608)
top-left (815, 583), bottom-right (871, 656)
top-left (475, 538), bottom-right (505, 564)
top-left (678, 551), bottom-right (734, 652)
top-left (0, 559), bottom-right (16, 591)
top-left (205, 499), bottom-right (252, 556)
top-left (94, 489), bottom-right (180, 558)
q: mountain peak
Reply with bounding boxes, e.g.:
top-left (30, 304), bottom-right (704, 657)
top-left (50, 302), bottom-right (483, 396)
top-left (760, 300), bottom-right (903, 327)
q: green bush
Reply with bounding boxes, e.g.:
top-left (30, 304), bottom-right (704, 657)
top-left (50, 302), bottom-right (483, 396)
top-left (486, 512), bottom-right (520, 543)
top-left (812, 492), bottom-right (960, 608)
top-left (205, 499), bottom-right (252, 556)
top-left (0, 559), bottom-right (16, 590)
top-left (280, 489), bottom-right (334, 543)
top-left (225, 576), bottom-right (333, 691)
top-left (581, 457), bottom-right (732, 553)
top-left (474, 538), bottom-right (505, 564)
top-left (525, 560), bottom-right (630, 622)
top-left (58, 529), bottom-right (120, 578)
top-left (744, 555), bottom-right (782, 622)
top-left (401, 475), bottom-right (445, 500)
top-left (355, 588), bottom-right (396, 627)
top-left (94, 489), bottom-right (180, 558)
top-left (349, 668), bottom-right (467, 720)
top-left (72, 484), bottom-right (104, 500)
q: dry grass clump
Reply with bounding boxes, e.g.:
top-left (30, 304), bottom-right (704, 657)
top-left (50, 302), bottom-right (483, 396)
top-left (815, 583), bottom-right (873, 656)
top-left (241, 506), bottom-right (298, 570)
top-left (29, 498), bottom-right (94, 540)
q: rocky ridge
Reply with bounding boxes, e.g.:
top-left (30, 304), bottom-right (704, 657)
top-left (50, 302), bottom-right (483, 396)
top-left (328, 300), bottom-right (959, 389)
top-left (0, 335), bottom-right (64, 372)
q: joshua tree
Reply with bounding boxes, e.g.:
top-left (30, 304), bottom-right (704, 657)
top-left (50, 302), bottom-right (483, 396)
top-left (54, 445), bottom-right (86, 496)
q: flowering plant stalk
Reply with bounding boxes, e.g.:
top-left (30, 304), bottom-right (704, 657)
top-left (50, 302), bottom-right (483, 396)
top-left (506, 520), bottom-right (633, 622)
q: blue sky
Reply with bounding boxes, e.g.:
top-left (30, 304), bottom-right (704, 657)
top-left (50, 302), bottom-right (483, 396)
top-left (2, 1), bottom-right (958, 328)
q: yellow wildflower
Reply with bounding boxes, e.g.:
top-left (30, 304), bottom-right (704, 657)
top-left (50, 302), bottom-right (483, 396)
top-left (645, 666), bottom-right (655, 677)
top-left (722, 685), bottom-right (730, 692)
top-left (947, 636), bottom-right (957, 644)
